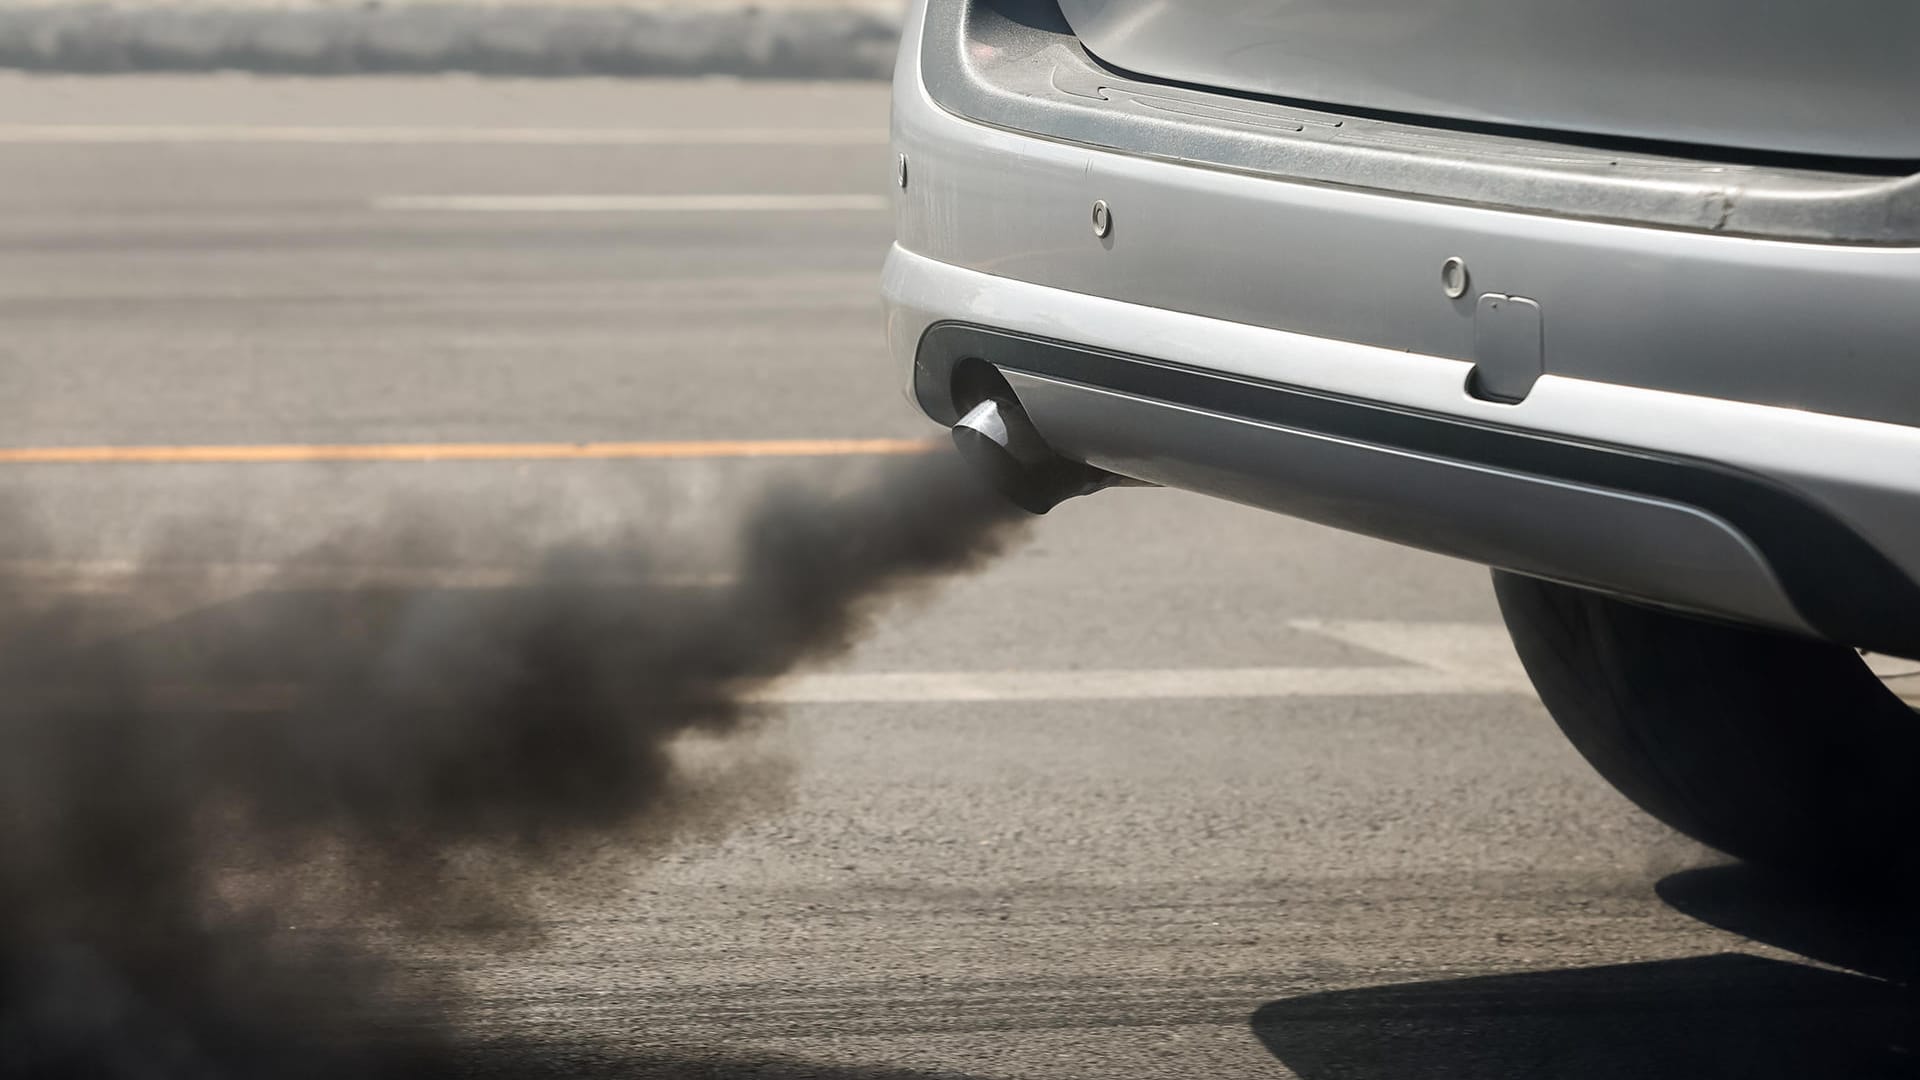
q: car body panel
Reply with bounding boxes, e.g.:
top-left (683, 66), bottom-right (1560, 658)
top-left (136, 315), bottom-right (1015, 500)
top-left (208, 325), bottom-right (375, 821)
top-left (896, 16), bottom-right (1920, 430)
top-left (923, 0), bottom-right (1920, 244)
top-left (886, 0), bottom-right (1920, 654)
top-left (1003, 366), bottom-right (1806, 634)
top-left (1055, 0), bottom-right (1920, 161)
top-left (886, 248), bottom-right (1920, 642)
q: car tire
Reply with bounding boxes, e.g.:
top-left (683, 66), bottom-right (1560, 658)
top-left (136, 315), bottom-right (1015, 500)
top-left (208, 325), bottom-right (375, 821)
top-left (1491, 569), bottom-right (1920, 886)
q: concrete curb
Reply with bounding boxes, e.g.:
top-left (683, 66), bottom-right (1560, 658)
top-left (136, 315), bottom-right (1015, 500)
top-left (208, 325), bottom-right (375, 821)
top-left (0, 4), bottom-right (901, 78)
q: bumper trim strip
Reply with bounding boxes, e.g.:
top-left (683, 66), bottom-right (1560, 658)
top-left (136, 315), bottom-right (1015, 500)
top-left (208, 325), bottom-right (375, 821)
top-left (917, 321), bottom-right (1920, 656)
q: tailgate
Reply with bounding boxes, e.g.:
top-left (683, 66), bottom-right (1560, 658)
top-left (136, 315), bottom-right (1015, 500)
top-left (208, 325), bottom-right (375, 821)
top-left (1054, 0), bottom-right (1920, 161)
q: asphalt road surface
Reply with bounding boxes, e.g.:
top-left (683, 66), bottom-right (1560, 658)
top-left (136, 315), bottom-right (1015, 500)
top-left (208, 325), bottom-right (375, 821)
top-left (0, 75), bottom-right (1909, 1078)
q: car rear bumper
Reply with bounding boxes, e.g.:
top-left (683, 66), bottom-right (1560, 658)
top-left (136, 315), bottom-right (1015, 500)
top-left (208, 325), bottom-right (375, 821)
top-left (886, 250), bottom-right (1920, 655)
top-left (885, 0), bottom-right (1920, 654)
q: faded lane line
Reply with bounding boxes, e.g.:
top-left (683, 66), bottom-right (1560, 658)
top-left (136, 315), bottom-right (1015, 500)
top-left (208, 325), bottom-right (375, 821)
top-left (8, 621), bottom-right (1535, 705)
top-left (2, 559), bottom-right (733, 591)
top-left (755, 662), bottom-right (1533, 704)
top-left (25, 664), bottom-right (1531, 712)
top-left (0, 125), bottom-right (883, 146)
top-left (0, 438), bottom-right (935, 465)
top-left (373, 194), bottom-right (889, 213)
top-left (755, 621), bottom-right (1537, 703)
top-left (1288, 619), bottom-right (1530, 686)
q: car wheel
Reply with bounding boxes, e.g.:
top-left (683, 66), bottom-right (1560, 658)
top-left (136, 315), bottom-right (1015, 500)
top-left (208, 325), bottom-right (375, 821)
top-left (1491, 569), bottom-right (1920, 887)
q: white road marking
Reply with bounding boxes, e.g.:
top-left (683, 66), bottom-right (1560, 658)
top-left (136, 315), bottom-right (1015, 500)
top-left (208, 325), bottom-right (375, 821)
top-left (0, 125), bottom-right (883, 146)
top-left (27, 660), bottom-right (1528, 712)
top-left (3, 560), bottom-right (733, 644)
top-left (1, 559), bottom-right (731, 592)
top-left (1287, 619), bottom-right (1531, 685)
top-left (373, 194), bottom-right (889, 213)
top-left (0, 563), bottom-right (1534, 702)
top-left (752, 661), bottom-right (1530, 704)
top-left (755, 621), bottom-right (1533, 704)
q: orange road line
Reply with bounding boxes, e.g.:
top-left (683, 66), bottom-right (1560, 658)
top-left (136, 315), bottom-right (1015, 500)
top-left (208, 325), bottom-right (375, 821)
top-left (0, 438), bottom-right (939, 465)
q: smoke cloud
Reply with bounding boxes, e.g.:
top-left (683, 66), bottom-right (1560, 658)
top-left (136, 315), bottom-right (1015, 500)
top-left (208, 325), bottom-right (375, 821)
top-left (0, 452), bottom-right (1024, 1077)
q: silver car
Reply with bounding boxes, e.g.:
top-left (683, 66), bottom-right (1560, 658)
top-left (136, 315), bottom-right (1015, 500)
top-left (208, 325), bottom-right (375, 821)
top-left (883, 0), bottom-right (1920, 882)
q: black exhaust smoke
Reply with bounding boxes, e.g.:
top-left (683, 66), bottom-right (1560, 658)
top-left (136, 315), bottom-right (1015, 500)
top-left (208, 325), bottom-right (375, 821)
top-left (0, 451), bottom-right (1026, 1077)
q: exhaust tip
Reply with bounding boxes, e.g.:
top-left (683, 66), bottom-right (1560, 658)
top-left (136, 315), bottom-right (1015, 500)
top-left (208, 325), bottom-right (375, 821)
top-left (950, 396), bottom-right (1123, 515)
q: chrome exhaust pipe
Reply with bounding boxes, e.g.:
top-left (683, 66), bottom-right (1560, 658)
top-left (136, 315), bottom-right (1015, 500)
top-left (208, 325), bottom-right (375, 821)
top-left (950, 395), bottom-right (1132, 514)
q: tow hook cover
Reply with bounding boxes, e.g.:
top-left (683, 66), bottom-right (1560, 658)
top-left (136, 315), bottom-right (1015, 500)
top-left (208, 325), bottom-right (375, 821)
top-left (1469, 293), bottom-right (1544, 404)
